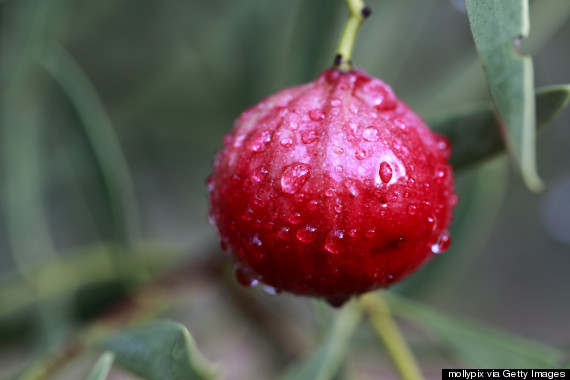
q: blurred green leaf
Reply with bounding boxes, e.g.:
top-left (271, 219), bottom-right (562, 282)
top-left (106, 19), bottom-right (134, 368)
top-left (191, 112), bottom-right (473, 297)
top-left (386, 293), bottom-right (565, 369)
top-left (42, 44), bottom-right (140, 245)
top-left (426, 85), bottom-right (570, 171)
top-left (278, 300), bottom-right (362, 380)
top-left (98, 319), bottom-right (217, 380)
top-left (465, 0), bottom-right (541, 191)
top-left (86, 352), bottom-right (114, 380)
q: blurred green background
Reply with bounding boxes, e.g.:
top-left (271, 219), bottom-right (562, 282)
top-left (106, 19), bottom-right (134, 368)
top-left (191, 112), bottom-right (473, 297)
top-left (1, 0), bottom-right (569, 378)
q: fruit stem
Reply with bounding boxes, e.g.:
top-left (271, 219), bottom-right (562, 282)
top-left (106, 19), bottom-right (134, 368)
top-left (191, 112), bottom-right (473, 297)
top-left (334, 0), bottom-right (371, 71)
top-left (359, 292), bottom-right (425, 380)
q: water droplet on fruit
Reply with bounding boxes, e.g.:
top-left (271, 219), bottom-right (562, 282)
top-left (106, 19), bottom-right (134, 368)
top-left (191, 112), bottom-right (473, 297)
top-left (252, 166), bottom-right (268, 183)
top-left (280, 137), bottom-right (293, 148)
top-left (362, 126), bottom-right (380, 141)
top-left (263, 285), bottom-right (280, 295)
top-left (406, 203), bottom-right (418, 215)
top-left (436, 136), bottom-right (451, 159)
top-left (207, 214), bottom-right (216, 227)
top-left (334, 146), bottom-right (344, 155)
top-left (435, 165), bottom-right (447, 183)
top-left (335, 165), bottom-right (343, 173)
top-left (325, 188), bottom-right (335, 197)
top-left (365, 228), bottom-right (376, 238)
top-left (296, 226), bottom-right (317, 243)
top-left (307, 200), bottom-right (318, 211)
top-left (206, 176), bottom-right (215, 192)
top-left (426, 216), bottom-right (436, 232)
top-left (325, 295), bottom-right (350, 308)
top-left (242, 208), bottom-right (254, 221)
top-left (355, 149), bottom-right (367, 160)
top-left (249, 130), bottom-right (272, 152)
top-left (450, 194), bottom-right (459, 206)
top-left (278, 227), bottom-right (290, 240)
top-left (308, 109), bottom-right (325, 121)
top-left (235, 266), bottom-right (259, 288)
top-left (331, 99), bottom-right (342, 107)
top-left (348, 228), bottom-right (358, 237)
top-left (379, 162), bottom-right (393, 183)
top-left (324, 229), bottom-right (344, 254)
top-left (302, 131), bottom-right (319, 144)
top-left (247, 233), bottom-right (263, 247)
top-left (281, 162), bottom-right (311, 194)
top-left (431, 230), bottom-right (451, 254)
top-left (289, 212), bottom-right (302, 224)
top-left (407, 177), bottom-right (415, 186)
top-left (289, 121), bottom-right (299, 131)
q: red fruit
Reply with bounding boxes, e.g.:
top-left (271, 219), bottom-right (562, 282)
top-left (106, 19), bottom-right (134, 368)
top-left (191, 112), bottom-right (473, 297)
top-left (208, 68), bottom-right (456, 306)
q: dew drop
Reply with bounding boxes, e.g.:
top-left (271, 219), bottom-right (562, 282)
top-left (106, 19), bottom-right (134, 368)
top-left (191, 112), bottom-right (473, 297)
top-left (307, 200), bottom-right (319, 211)
top-left (407, 203), bottom-right (418, 215)
top-left (247, 233), bottom-right (263, 247)
top-left (325, 295), bottom-right (350, 308)
top-left (249, 130), bottom-right (272, 152)
top-left (324, 229), bottom-right (344, 254)
top-left (289, 212), bottom-right (302, 224)
top-left (335, 165), bottom-right (343, 173)
top-left (242, 208), bottom-right (253, 221)
top-left (302, 131), bottom-right (319, 144)
top-left (263, 285), bottom-right (281, 295)
top-left (206, 176), bottom-right (215, 192)
top-left (278, 227), bottom-right (290, 240)
top-left (435, 165), bottom-right (447, 182)
top-left (280, 137), bottom-right (293, 148)
top-left (325, 188), bottom-right (335, 197)
top-left (348, 228), bottom-right (358, 237)
top-left (365, 228), bottom-right (376, 238)
top-left (379, 162), bottom-right (393, 183)
top-left (296, 226), bottom-right (317, 243)
top-left (407, 178), bottom-right (416, 186)
top-left (426, 216), bottom-right (437, 232)
top-left (355, 149), bottom-right (367, 160)
top-left (308, 109), bottom-right (325, 121)
top-left (334, 146), bottom-right (344, 155)
top-left (289, 121), bottom-right (299, 131)
top-left (450, 194), bottom-right (459, 206)
top-left (281, 162), bottom-right (311, 194)
top-left (252, 166), bottom-right (268, 183)
top-left (431, 230), bottom-right (451, 254)
top-left (436, 136), bottom-right (451, 159)
top-left (362, 126), bottom-right (380, 142)
top-left (235, 266), bottom-right (259, 288)
top-left (331, 99), bottom-right (342, 107)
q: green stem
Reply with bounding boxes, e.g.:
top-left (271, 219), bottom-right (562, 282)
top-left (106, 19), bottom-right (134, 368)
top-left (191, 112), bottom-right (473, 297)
top-left (334, 0), bottom-right (371, 71)
top-left (359, 292), bottom-right (424, 380)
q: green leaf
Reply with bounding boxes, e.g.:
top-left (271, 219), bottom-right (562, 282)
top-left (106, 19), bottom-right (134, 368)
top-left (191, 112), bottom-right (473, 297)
top-left (42, 43), bottom-right (140, 245)
top-left (278, 300), bottom-right (362, 380)
top-left (426, 85), bottom-right (570, 171)
top-left (86, 352), bottom-right (115, 380)
top-left (99, 319), bottom-right (217, 380)
top-left (465, 0), bottom-right (542, 191)
top-left (386, 293), bottom-right (565, 369)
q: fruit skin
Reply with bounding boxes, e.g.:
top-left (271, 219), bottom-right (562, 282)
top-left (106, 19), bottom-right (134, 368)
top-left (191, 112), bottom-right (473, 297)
top-left (207, 68), bottom-right (456, 305)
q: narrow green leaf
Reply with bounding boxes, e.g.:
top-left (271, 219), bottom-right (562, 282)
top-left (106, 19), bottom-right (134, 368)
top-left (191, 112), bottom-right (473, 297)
top-left (426, 85), bottom-right (570, 171)
top-left (41, 43), bottom-right (140, 244)
top-left (278, 300), bottom-right (362, 380)
top-left (99, 319), bottom-right (217, 380)
top-left (465, 0), bottom-right (542, 191)
top-left (386, 293), bottom-right (565, 369)
top-left (86, 352), bottom-right (115, 380)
